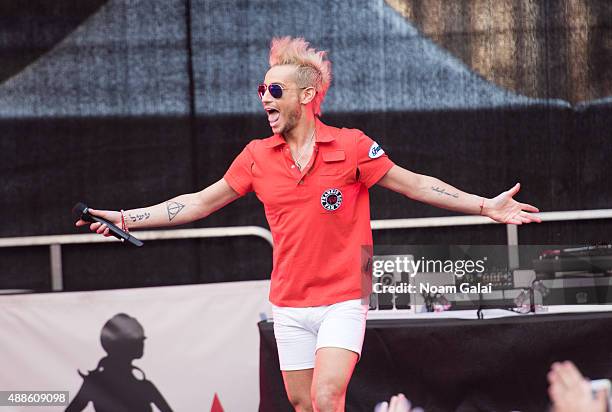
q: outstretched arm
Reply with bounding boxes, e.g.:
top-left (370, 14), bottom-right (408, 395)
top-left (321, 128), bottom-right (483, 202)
top-left (75, 178), bottom-right (240, 235)
top-left (377, 165), bottom-right (541, 224)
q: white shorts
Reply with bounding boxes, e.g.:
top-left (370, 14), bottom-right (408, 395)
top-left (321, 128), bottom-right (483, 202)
top-left (272, 298), bottom-right (369, 371)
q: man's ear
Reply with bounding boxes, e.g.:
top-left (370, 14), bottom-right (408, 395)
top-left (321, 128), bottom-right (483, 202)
top-left (300, 87), bottom-right (316, 105)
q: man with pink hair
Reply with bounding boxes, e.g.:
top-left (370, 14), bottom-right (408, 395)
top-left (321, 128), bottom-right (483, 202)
top-left (77, 37), bottom-right (540, 411)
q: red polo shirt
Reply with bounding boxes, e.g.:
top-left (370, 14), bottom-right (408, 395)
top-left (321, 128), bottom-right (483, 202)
top-left (224, 118), bottom-right (394, 307)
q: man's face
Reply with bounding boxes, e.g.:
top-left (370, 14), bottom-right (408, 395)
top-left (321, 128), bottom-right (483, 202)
top-left (261, 65), bottom-right (303, 135)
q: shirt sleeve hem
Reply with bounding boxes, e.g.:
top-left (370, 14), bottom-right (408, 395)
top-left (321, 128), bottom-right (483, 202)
top-left (364, 159), bottom-right (395, 188)
top-left (223, 172), bottom-right (249, 196)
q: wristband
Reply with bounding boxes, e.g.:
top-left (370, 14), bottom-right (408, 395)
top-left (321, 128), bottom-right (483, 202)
top-left (479, 198), bottom-right (485, 216)
top-left (120, 210), bottom-right (129, 233)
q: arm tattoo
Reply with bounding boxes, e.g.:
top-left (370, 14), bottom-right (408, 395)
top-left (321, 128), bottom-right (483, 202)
top-left (431, 186), bottom-right (459, 198)
top-left (128, 212), bottom-right (151, 223)
top-left (166, 201), bottom-right (185, 221)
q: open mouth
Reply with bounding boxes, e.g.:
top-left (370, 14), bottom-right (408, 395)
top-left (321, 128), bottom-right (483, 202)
top-left (266, 108), bottom-right (280, 127)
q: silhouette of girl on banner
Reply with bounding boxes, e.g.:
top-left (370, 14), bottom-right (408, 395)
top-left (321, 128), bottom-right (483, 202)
top-left (66, 313), bottom-right (173, 412)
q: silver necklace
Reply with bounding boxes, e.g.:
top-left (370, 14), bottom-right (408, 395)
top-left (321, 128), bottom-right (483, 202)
top-left (291, 128), bottom-right (315, 170)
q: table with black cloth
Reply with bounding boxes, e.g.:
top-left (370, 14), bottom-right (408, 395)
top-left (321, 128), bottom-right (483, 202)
top-left (258, 311), bottom-right (612, 412)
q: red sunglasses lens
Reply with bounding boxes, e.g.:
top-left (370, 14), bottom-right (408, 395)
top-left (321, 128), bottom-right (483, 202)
top-left (258, 84), bottom-right (267, 98)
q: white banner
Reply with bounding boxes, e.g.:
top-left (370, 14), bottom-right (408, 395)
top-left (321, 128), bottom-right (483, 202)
top-left (0, 280), bottom-right (272, 412)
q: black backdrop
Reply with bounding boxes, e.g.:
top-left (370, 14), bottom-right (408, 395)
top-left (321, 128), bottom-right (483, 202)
top-left (260, 313), bottom-right (612, 412)
top-left (1, 1), bottom-right (611, 291)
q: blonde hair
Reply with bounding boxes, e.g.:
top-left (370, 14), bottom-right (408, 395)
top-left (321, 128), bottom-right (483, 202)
top-left (269, 36), bottom-right (332, 116)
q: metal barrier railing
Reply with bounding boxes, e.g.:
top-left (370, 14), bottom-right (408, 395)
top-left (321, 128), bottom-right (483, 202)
top-left (0, 226), bottom-right (274, 291)
top-left (1, 209), bottom-right (612, 292)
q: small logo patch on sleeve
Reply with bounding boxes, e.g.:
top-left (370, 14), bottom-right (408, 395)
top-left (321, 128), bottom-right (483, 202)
top-left (368, 142), bottom-right (384, 159)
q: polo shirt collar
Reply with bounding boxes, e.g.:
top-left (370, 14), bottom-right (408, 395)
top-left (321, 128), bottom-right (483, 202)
top-left (314, 118), bottom-right (336, 144)
top-left (264, 117), bottom-right (336, 148)
top-left (263, 133), bottom-right (285, 148)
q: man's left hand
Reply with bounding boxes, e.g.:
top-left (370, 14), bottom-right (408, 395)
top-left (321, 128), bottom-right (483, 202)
top-left (484, 183), bottom-right (541, 224)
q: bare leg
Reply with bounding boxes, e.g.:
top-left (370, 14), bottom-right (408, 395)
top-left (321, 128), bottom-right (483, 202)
top-left (282, 368), bottom-right (314, 412)
top-left (311, 347), bottom-right (358, 412)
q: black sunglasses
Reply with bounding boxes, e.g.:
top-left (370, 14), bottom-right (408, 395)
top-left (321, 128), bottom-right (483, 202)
top-left (258, 83), bottom-right (307, 99)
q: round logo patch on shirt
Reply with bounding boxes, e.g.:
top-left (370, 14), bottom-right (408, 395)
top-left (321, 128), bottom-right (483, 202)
top-left (320, 188), bottom-right (343, 211)
top-left (369, 142), bottom-right (384, 159)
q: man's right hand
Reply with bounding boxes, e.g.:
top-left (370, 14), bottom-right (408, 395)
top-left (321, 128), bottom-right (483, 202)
top-left (75, 208), bottom-right (122, 237)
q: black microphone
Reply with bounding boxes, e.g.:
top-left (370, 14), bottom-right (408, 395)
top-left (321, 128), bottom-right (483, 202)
top-left (72, 202), bottom-right (143, 247)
